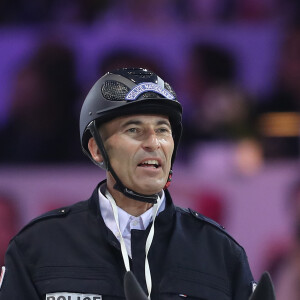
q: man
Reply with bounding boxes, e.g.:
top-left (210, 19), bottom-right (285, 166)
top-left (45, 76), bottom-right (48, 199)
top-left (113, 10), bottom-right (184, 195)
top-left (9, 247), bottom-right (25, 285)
top-left (0, 68), bottom-right (254, 299)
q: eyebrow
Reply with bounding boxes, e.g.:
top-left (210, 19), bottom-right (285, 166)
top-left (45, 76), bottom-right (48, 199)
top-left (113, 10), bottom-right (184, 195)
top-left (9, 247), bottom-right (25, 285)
top-left (121, 119), bottom-right (171, 129)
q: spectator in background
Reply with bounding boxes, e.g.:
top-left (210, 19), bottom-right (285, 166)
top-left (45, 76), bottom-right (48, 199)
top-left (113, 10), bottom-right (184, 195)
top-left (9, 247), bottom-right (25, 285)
top-left (256, 23), bottom-right (300, 159)
top-left (0, 0), bottom-right (111, 25)
top-left (174, 0), bottom-right (236, 24)
top-left (235, 0), bottom-right (277, 22)
top-left (98, 0), bottom-right (178, 29)
top-left (180, 43), bottom-right (255, 159)
top-left (0, 0), bottom-right (53, 24)
top-left (0, 194), bottom-right (19, 266)
top-left (264, 178), bottom-right (300, 300)
top-left (174, 0), bottom-right (288, 25)
top-left (0, 0), bottom-right (298, 27)
top-left (191, 188), bottom-right (226, 225)
top-left (0, 39), bottom-right (81, 163)
top-left (74, 0), bottom-right (111, 24)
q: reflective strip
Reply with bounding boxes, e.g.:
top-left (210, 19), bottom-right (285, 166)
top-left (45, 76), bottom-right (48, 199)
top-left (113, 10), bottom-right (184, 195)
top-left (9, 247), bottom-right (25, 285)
top-left (252, 281), bottom-right (258, 292)
top-left (46, 292), bottom-right (102, 300)
top-left (125, 82), bottom-right (175, 100)
top-left (0, 266), bottom-right (5, 289)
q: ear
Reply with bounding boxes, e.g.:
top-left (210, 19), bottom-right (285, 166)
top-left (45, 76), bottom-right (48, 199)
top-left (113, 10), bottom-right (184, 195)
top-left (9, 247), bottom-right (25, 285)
top-left (88, 137), bottom-right (104, 163)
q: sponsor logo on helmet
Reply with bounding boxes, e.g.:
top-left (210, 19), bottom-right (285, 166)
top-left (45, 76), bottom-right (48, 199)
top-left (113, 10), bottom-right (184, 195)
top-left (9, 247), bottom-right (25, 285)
top-left (125, 82), bottom-right (175, 101)
top-left (46, 293), bottom-right (102, 300)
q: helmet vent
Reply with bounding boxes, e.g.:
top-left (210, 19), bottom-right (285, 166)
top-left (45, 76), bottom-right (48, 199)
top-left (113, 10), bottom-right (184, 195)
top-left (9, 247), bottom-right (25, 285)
top-left (126, 69), bottom-right (156, 83)
top-left (128, 70), bottom-right (153, 77)
top-left (102, 80), bottom-right (130, 101)
top-left (111, 68), bottom-right (157, 84)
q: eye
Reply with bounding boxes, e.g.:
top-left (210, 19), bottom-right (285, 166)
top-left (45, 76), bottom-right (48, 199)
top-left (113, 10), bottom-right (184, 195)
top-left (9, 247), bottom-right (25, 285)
top-left (156, 127), bottom-right (172, 134)
top-left (127, 127), bottom-right (139, 133)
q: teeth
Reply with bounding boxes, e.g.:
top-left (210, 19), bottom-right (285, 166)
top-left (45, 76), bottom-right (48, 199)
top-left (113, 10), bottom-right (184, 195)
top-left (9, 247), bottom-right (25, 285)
top-left (142, 160), bottom-right (159, 165)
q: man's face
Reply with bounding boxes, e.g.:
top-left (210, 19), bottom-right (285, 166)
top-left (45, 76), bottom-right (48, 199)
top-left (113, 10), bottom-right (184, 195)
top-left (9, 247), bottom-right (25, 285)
top-left (100, 114), bottom-right (174, 195)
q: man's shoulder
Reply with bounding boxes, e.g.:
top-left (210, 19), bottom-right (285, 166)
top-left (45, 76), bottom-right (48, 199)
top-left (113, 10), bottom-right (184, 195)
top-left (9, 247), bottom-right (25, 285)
top-left (175, 206), bottom-right (242, 248)
top-left (16, 199), bottom-right (91, 238)
top-left (176, 207), bottom-right (225, 229)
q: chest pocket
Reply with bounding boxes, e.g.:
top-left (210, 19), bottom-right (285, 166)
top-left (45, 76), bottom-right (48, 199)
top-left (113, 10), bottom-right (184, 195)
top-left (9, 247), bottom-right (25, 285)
top-left (32, 266), bottom-right (125, 300)
top-left (159, 267), bottom-right (231, 300)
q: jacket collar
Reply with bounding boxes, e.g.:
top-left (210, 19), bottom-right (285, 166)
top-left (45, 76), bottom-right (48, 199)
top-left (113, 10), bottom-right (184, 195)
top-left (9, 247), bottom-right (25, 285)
top-left (88, 179), bottom-right (176, 225)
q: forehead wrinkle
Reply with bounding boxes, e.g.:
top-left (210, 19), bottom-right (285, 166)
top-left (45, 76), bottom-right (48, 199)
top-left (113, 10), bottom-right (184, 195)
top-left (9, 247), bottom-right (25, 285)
top-left (120, 119), bottom-right (143, 128)
top-left (120, 117), bottom-right (171, 128)
top-left (100, 115), bottom-right (171, 141)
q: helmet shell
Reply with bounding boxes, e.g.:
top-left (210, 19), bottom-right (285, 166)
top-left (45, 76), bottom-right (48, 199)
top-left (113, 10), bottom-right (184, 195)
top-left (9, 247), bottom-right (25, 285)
top-left (80, 68), bottom-right (182, 165)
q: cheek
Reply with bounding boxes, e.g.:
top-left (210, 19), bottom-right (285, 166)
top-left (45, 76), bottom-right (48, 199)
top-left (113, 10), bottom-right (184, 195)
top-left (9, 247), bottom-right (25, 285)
top-left (107, 139), bottom-right (137, 167)
top-left (160, 138), bottom-right (174, 161)
top-left (110, 149), bottom-right (129, 166)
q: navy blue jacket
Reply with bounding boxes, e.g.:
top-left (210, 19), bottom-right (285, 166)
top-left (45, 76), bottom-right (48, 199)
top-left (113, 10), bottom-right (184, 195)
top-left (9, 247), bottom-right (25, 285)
top-left (0, 181), bottom-right (254, 299)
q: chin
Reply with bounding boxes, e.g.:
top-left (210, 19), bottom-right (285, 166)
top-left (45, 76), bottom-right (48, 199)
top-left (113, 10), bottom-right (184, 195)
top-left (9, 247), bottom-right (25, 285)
top-left (134, 182), bottom-right (164, 195)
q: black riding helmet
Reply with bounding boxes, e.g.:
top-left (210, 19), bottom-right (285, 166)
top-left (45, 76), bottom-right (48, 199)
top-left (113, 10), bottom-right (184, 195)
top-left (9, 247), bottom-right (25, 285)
top-left (80, 68), bottom-right (182, 203)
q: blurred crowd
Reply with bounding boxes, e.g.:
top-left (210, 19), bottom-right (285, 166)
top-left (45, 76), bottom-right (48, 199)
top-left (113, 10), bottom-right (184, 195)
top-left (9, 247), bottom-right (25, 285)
top-left (0, 1), bottom-right (299, 164)
top-left (263, 179), bottom-right (300, 299)
top-left (0, 41), bottom-right (80, 162)
top-left (0, 0), bottom-right (299, 25)
top-left (1, 1), bottom-right (300, 298)
top-left (1, 23), bottom-right (300, 164)
top-left (0, 193), bottom-right (19, 266)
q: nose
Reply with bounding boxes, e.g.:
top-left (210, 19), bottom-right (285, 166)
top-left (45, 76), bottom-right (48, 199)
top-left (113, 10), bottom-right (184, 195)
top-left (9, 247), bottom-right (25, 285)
top-left (142, 129), bottom-right (160, 151)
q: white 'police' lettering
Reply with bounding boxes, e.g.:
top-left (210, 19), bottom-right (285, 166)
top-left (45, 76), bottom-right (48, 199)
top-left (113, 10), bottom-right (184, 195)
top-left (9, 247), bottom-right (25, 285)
top-left (46, 292), bottom-right (102, 300)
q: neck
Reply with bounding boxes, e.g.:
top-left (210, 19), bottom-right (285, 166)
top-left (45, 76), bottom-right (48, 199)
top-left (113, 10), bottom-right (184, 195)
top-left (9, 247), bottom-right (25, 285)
top-left (106, 182), bottom-right (154, 217)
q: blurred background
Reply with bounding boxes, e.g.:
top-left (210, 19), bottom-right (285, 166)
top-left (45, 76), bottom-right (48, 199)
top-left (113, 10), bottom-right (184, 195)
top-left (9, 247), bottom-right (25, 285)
top-left (1, 0), bottom-right (300, 297)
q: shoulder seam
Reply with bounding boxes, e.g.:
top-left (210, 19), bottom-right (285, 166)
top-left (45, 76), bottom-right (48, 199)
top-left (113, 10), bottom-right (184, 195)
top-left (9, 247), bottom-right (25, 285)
top-left (17, 199), bottom-right (92, 236)
top-left (176, 206), bottom-right (243, 248)
top-left (16, 207), bottom-right (71, 236)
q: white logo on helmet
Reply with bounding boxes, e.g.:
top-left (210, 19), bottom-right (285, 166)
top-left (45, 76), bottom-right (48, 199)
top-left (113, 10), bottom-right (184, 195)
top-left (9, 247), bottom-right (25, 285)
top-left (125, 82), bottom-right (175, 101)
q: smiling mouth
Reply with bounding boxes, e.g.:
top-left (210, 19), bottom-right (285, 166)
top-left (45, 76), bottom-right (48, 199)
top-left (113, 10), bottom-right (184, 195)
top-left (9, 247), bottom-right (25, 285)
top-left (138, 159), bottom-right (161, 169)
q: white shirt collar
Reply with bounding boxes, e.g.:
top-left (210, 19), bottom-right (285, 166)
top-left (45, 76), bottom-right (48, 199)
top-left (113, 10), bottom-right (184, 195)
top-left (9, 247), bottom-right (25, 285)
top-left (98, 183), bottom-right (166, 237)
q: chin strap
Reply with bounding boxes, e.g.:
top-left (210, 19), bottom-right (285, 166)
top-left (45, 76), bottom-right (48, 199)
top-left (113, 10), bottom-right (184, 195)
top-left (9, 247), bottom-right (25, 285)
top-left (113, 182), bottom-right (158, 203)
top-left (164, 170), bottom-right (173, 190)
top-left (89, 120), bottom-right (170, 204)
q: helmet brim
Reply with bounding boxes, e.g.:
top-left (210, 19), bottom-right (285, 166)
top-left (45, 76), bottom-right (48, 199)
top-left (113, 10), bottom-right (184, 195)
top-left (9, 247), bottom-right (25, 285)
top-left (94, 97), bottom-right (182, 127)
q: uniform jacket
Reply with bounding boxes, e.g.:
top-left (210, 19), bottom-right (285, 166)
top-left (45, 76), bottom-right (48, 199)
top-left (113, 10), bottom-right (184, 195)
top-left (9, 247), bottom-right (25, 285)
top-left (0, 181), bottom-right (254, 300)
